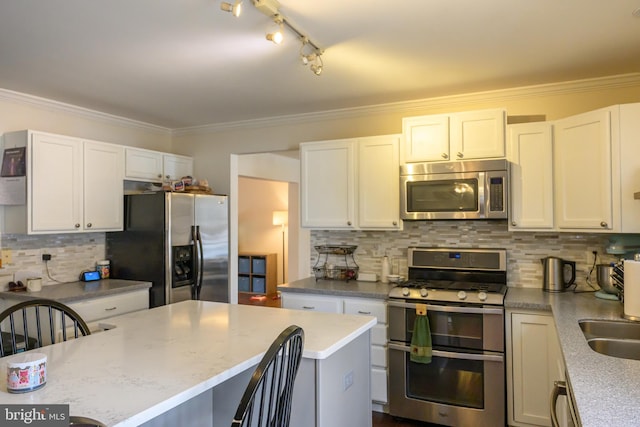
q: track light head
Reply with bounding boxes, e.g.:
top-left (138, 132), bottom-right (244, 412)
top-left (266, 15), bottom-right (284, 44)
top-left (310, 55), bottom-right (323, 76)
top-left (221, 0), bottom-right (242, 17)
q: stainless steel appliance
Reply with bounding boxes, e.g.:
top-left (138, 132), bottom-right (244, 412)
top-left (541, 256), bottom-right (576, 292)
top-left (400, 159), bottom-right (508, 220)
top-left (106, 192), bottom-right (229, 308)
top-left (388, 247), bottom-right (507, 427)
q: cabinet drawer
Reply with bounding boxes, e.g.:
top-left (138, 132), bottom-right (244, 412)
top-left (69, 290), bottom-right (148, 323)
top-left (281, 293), bottom-right (341, 313)
top-left (343, 298), bottom-right (387, 323)
top-left (371, 344), bottom-right (387, 368)
top-left (371, 324), bottom-right (387, 346)
top-left (371, 367), bottom-right (388, 404)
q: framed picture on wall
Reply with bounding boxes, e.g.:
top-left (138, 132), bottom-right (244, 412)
top-left (1, 147), bottom-right (26, 177)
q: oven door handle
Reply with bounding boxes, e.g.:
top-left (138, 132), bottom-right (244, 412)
top-left (388, 342), bottom-right (504, 363)
top-left (388, 300), bottom-right (503, 315)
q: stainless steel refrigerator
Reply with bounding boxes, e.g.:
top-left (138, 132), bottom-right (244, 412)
top-left (106, 192), bottom-right (229, 308)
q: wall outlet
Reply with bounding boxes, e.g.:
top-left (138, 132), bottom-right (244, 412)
top-left (343, 370), bottom-right (354, 391)
top-left (1, 249), bottom-right (12, 265)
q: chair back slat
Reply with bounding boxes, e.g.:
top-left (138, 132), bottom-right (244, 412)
top-left (0, 299), bottom-right (91, 357)
top-left (231, 325), bottom-right (304, 427)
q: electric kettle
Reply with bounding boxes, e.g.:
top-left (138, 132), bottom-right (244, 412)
top-left (541, 256), bottom-right (576, 292)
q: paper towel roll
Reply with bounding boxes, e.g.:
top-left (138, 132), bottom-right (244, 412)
top-left (624, 260), bottom-right (640, 320)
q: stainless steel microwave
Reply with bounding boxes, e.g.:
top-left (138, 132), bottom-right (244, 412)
top-left (400, 159), bottom-right (508, 220)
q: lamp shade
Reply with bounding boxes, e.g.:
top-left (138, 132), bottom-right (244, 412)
top-left (272, 210), bottom-right (288, 226)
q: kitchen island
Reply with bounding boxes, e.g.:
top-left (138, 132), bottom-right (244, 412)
top-left (0, 301), bottom-right (376, 427)
top-left (506, 288), bottom-right (640, 427)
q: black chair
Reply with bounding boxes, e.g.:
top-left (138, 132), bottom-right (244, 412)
top-left (231, 325), bottom-right (304, 427)
top-left (0, 298), bottom-right (91, 357)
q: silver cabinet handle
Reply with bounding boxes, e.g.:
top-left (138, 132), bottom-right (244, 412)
top-left (600, 221), bottom-right (608, 228)
top-left (550, 380), bottom-right (567, 427)
top-left (347, 221), bottom-right (352, 226)
top-left (157, 174), bottom-right (163, 178)
top-left (74, 223), bottom-right (80, 228)
top-left (511, 221), bottom-right (517, 226)
top-left (104, 307), bottom-right (117, 311)
top-left (388, 300), bottom-right (503, 315)
top-left (357, 311), bottom-right (371, 315)
top-left (457, 152), bottom-right (464, 158)
top-left (392, 221), bottom-right (398, 226)
top-left (165, 175), bottom-right (170, 179)
top-left (388, 342), bottom-right (503, 362)
top-left (441, 153), bottom-right (448, 159)
top-left (302, 306), bottom-right (315, 310)
top-left (86, 223), bottom-right (92, 228)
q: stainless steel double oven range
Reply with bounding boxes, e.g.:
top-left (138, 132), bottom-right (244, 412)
top-left (388, 247), bottom-right (507, 427)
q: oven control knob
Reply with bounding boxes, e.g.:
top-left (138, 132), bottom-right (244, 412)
top-left (478, 291), bottom-right (488, 301)
top-left (457, 290), bottom-right (467, 300)
top-left (419, 288), bottom-right (428, 297)
top-left (402, 287), bottom-right (410, 297)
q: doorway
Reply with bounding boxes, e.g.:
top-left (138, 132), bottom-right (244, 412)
top-left (229, 151), bottom-right (310, 304)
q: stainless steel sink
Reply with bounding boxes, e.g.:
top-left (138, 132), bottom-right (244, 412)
top-left (579, 319), bottom-right (640, 360)
top-left (579, 319), bottom-right (640, 340)
top-left (586, 338), bottom-right (640, 361)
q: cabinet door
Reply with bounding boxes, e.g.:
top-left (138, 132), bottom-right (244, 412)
top-left (124, 148), bottom-right (163, 181)
top-left (402, 114), bottom-right (450, 162)
top-left (554, 109), bottom-right (612, 230)
top-left (508, 123), bottom-right (554, 230)
top-left (300, 140), bottom-right (356, 229)
top-left (163, 154), bottom-right (193, 181)
top-left (84, 141), bottom-right (124, 231)
top-left (30, 133), bottom-right (83, 233)
top-left (450, 109), bottom-right (506, 160)
top-left (358, 135), bottom-right (401, 229)
top-left (509, 312), bottom-right (564, 427)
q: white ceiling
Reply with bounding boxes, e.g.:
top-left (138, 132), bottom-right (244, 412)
top-left (1, 0), bottom-right (639, 129)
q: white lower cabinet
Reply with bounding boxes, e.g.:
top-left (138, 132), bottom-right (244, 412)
top-left (507, 310), bottom-right (570, 427)
top-left (281, 292), bottom-right (388, 405)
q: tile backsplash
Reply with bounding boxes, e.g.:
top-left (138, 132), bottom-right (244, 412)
top-left (0, 233), bottom-right (105, 286)
top-left (310, 220), bottom-right (623, 289)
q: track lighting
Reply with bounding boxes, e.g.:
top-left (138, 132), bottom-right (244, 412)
top-left (221, 0), bottom-right (325, 75)
top-left (220, 0), bottom-right (242, 17)
top-left (266, 15), bottom-right (284, 44)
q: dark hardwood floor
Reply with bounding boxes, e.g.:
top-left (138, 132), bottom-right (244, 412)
top-left (373, 412), bottom-right (440, 426)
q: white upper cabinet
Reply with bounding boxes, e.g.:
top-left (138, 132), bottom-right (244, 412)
top-left (554, 108), bottom-right (613, 231)
top-left (402, 109), bottom-right (505, 163)
top-left (509, 102), bottom-right (640, 233)
top-left (508, 122), bottom-right (554, 230)
top-left (3, 130), bottom-right (124, 234)
top-left (84, 140), bottom-right (124, 231)
top-left (300, 139), bottom-right (356, 229)
top-left (300, 135), bottom-right (402, 230)
top-left (402, 114), bottom-right (450, 162)
top-left (124, 148), bottom-right (163, 181)
top-left (124, 147), bottom-right (193, 182)
top-left (357, 135), bottom-right (401, 229)
top-left (163, 153), bottom-right (193, 181)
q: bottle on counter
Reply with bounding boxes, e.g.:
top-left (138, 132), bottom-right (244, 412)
top-left (381, 255), bottom-right (390, 283)
top-left (96, 260), bottom-right (110, 279)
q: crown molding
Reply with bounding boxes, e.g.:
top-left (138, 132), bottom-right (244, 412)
top-left (173, 73), bottom-right (640, 136)
top-left (0, 88), bottom-right (171, 135)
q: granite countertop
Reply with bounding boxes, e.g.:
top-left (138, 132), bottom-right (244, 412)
top-left (0, 279), bottom-right (151, 303)
top-left (0, 301), bottom-right (376, 426)
top-left (277, 277), bottom-right (392, 300)
top-left (506, 288), bottom-right (638, 427)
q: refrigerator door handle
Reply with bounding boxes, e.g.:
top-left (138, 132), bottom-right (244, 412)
top-left (191, 225), bottom-right (199, 300)
top-left (196, 225), bottom-right (204, 300)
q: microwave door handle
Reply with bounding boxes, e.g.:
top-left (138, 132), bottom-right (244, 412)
top-left (388, 342), bottom-right (503, 363)
top-left (387, 300), bottom-right (503, 315)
